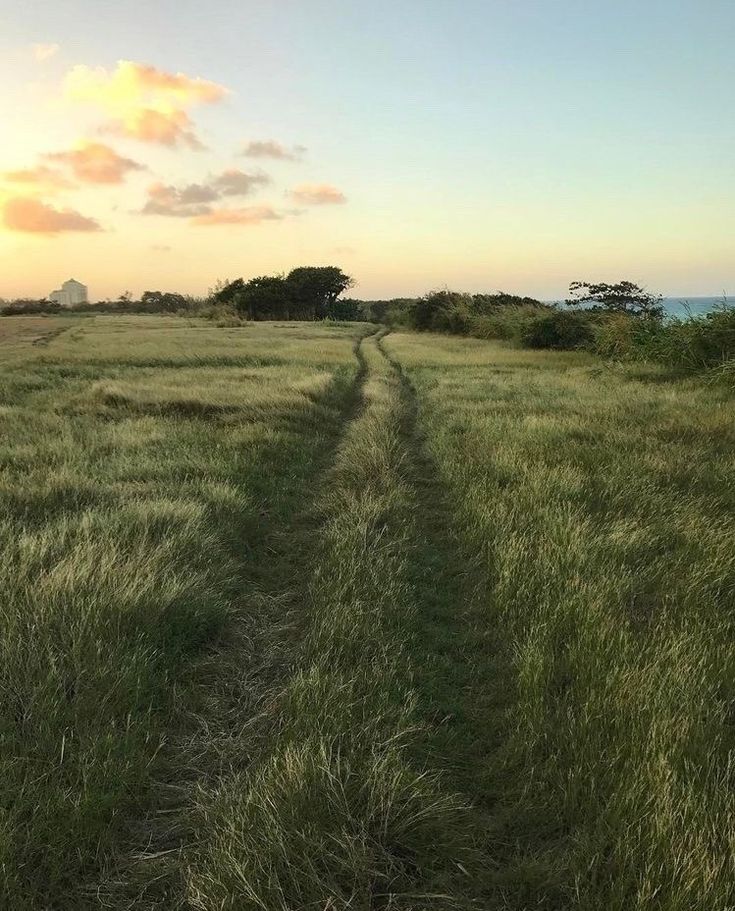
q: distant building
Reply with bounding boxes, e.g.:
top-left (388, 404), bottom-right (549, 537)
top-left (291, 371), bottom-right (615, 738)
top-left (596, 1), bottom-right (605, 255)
top-left (49, 278), bottom-right (88, 307)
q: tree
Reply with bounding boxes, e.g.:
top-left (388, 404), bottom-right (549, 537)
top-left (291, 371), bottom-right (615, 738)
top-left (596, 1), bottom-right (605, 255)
top-left (285, 266), bottom-right (355, 320)
top-left (567, 280), bottom-right (664, 319)
top-left (140, 290), bottom-right (188, 312)
top-left (325, 297), bottom-right (363, 321)
top-left (211, 278), bottom-right (245, 307)
top-left (234, 275), bottom-right (291, 320)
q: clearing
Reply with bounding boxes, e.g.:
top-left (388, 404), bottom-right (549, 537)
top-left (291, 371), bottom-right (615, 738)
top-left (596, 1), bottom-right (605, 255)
top-left (1, 316), bottom-right (734, 910)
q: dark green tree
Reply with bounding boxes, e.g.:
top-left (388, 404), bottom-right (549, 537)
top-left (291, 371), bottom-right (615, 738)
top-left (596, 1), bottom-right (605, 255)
top-left (285, 266), bottom-right (355, 320)
top-left (140, 291), bottom-right (188, 312)
top-left (212, 278), bottom-right (246, 307)
top-left (567, 281), bottom-right (664, 319)
top-left (325, 297), bottom-right (363, 321)
top-left (234, 275), bottom-right (291, 320)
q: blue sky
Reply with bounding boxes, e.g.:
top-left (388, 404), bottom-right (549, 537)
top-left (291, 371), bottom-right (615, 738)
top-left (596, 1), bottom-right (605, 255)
top-left (0, 0), bottom-right (733, 299)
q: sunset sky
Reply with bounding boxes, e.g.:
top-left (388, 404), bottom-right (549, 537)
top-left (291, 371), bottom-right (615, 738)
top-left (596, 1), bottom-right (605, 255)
top-left (1, 0), bottom-right (733, 301)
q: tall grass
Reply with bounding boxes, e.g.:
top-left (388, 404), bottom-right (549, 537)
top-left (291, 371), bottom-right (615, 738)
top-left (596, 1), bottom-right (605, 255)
top-left (0, 316), bottom-right (365, 906)
top-left (385, 331), bottom-right (735, 909)
top-left (184, 334), bottom-right (469, 909)
top-left (4, 314), bottom-right (735, 908)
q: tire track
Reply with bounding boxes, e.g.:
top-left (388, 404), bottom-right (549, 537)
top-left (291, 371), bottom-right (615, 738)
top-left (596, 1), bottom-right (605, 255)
top-left (374, 332), bottom-right (512, 907)
top-left (94, 327), bottom-right (379, 908)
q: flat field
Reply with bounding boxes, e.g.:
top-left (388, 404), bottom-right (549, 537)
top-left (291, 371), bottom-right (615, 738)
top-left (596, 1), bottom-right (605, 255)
top-left (1, 316), bottom-right (734, 910)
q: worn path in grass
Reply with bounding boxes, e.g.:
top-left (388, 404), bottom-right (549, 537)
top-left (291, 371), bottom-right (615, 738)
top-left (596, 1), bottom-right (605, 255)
top-left (168, 331), bottom-right (531, 910)
top-left (0, 319), bottom-right (373, 908)
top-left (376, 334), bottom-right (555, 908)
top-left (101, 327), bottom-right (380, 906)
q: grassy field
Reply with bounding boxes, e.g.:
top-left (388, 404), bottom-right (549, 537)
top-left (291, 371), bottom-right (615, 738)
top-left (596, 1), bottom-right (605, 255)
top-left (1, 316), bottom-right (734, 909)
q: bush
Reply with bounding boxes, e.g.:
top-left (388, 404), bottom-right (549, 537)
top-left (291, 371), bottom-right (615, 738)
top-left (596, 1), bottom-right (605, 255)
top-left (1, 300), bottom-right (61, 316)
top-left (592, 306), bottom-right (735, 374)
top-left (523, 309), bottom-right (596, 349)
top-left (660, 307), bottom-right (735, 371)
top-left (470, 305), bottom-right (549, 343)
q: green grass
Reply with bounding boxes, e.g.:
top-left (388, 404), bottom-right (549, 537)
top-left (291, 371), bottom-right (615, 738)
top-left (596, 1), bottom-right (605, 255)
top-left (1, 316), bottom-right (734, 909)
top-left (383, 332), bottom-right (735, 909)
top-left (0, 315), bottom-right (369, 907)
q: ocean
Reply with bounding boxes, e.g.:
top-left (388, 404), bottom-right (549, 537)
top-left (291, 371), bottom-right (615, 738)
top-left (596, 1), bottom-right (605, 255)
top-left (662, 297), bottom-right (730, 318)
top-left (547, 297), bottom-right (730, 318)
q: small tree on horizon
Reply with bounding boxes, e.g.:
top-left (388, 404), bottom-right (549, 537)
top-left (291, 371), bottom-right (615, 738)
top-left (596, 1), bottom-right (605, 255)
top-left (567, 280), bottom-right (664, 319)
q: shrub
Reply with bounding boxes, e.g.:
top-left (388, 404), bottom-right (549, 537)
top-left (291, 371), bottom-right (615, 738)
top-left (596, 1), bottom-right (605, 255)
top-left (471, 305), bottom-right (549, 343)
top-left (523, 309), bottom-right (596, 349)
top-left (592, 306), bottom-right (735, 373)
top-left (660, 307), bottom-right (735, 371)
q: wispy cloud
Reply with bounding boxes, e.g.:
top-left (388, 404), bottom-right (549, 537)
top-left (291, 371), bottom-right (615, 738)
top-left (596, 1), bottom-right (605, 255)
top-left (2, 197), bottom-right (102, 234)
top-left (287, 183), bottom-right (346, 205)
top-left (1, 165), bottom-right (74, 193)
top-left (192, 205), bottom-right (283, 226)
top-left (32, 43), bottom-right (59, 62)
top-left (141, 181), bottom-right (219, 217)
top-left (212, 168), bottom-right (270, 196)
top-left (46, 141), bottom-right (144, 184)
top-left (242, 140), bottom-right (306, 161)
top-left (64, 60), bottom-right (228, 148)
top-left (141, 169), bottom-right (270, 217)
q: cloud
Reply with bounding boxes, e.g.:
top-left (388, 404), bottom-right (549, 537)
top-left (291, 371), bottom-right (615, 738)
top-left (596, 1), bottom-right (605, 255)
top-left (141, 181), bottom-right (217, 217)
top-left (106, 108), bottom-right (203, 149)
top-left (1, 165), bottom-right (74, 193)
top-left (32, 43), bottom-right (60, 62)
top-left (242, 140), bottom-right (306, 161)
top-left (211, 168), bottom-right (270, 196)
top-left (2, 197), bottom-right (102, 234)
top-left (192, 205), bottom-right (282, 226)
top-left (46, 141), bottom-right (144, 184)
top-left (141, 169), bottom-right (270, 217)
top-left (287, 183), bottom-right (347, 205)
top-left (64, 60), bottom-right (228, 147)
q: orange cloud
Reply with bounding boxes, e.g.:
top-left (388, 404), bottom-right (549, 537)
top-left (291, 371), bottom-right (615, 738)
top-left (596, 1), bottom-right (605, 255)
top-left (2, 165), bottom-right (74, 193)
top-left (2, 197), bottom-right (102, 234)
top-left (46, 141), bottom-right (144, 184)
top-left (108, 108), bottom-right (203, 148)
top-left (32, 43), bottom-right (60, 62)
top-left (64, 60), bottom-right (228, 148)
top-left (287, 183), bottom-right (346, 205)
top-left (192, 205), bottom-right (282, 226)
top-left (242, 140), bottom-right (306, 161)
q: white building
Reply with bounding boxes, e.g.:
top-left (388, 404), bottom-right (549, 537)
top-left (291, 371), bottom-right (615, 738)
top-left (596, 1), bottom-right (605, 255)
top-left (49, 279), bottom-right (88, 307)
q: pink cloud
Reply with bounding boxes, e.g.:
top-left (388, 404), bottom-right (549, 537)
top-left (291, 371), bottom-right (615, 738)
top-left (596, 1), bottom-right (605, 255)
top-left (106, 108), bottom-right (203, 149)
top-left (141, 170), bottom-right (271, 217)
top-left (2, 165), bottom-right (74, 192)
top-left (2, 197), bottom-right (102, 234)
top-left (287, 183), bottom-right (346, 205)
top-left (46, 141), bottom-right (144, 184)
top-left (192, 205), bottom-right (282, 226)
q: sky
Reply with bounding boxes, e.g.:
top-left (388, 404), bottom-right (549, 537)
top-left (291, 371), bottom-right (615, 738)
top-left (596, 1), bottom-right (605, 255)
top-left (0, 0), bottom-right (733, 301)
